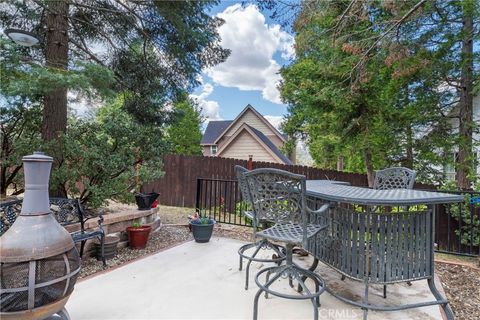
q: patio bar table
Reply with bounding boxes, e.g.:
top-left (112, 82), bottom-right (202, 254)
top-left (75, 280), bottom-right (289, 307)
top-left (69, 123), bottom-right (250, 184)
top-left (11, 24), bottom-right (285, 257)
top-left (304, 182), bottom-right (464, 320)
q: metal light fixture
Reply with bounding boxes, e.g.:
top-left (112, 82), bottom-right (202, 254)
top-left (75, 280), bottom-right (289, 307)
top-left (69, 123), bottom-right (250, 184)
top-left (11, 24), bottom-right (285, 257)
top-left (4, 28), bottom-right (40, 47)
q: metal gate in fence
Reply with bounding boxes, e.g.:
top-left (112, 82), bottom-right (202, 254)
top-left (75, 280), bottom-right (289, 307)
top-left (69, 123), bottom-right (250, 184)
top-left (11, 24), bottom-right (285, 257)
top-left (195, 178), bottom-right (252, 227)
top-left (195, 177), bottom-right (480, 257)
top-left (433, 190), bottom-right (480, 257)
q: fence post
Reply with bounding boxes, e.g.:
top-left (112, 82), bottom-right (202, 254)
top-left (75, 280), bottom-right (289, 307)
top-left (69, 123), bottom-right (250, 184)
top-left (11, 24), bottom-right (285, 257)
top-left (195, 178), bottom-right (201, 214)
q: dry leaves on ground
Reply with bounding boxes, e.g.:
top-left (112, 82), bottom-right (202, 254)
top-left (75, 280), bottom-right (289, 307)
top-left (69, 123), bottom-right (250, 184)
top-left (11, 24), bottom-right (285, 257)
top-left (435, 263), bottom-right (480, 320)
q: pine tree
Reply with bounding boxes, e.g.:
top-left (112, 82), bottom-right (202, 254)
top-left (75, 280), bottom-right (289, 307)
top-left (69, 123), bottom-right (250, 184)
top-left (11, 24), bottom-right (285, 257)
top-left (167, 96), bottom-right (203, 156)
top-left (280, 0), bottom-right (479, 186)
top-left (1, 0), bottom-right (229, 141)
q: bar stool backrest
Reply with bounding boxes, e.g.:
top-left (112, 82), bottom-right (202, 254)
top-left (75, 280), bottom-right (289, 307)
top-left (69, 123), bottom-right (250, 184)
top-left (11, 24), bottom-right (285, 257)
top-left (373, 167), bottom-right (416, 190)
top-left (234, 165), bottom-right (251, 204)
top-left (244, 168), bottom-right (307, 225)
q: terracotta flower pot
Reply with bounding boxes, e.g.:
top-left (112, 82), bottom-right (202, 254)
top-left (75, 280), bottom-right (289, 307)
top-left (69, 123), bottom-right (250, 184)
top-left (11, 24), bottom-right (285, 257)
top-left (127, 225), bottom-right (151, 249)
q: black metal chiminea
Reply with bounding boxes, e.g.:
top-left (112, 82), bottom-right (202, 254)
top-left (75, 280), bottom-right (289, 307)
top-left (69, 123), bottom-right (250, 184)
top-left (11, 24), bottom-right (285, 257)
top-left (0, 152), bottom-right (81, 320)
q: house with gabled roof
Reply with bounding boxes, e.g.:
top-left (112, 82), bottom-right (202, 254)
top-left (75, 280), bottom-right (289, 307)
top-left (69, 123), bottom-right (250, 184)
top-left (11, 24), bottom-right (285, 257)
top-left (200, 104), bottom-right (294, 164)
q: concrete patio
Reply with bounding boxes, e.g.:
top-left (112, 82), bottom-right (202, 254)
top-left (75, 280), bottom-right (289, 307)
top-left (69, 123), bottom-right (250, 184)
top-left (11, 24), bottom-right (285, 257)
top-left (67, 237), bottom-right (446, 320)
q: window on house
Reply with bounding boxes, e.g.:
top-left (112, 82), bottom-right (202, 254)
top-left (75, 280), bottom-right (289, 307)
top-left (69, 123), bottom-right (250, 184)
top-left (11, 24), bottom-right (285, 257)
top-left (445, 151), bottom-right (480, 181)
top-left (210, 145), bottom-right (217, 155)
top-left (444, 152), bottom-right (458, 181)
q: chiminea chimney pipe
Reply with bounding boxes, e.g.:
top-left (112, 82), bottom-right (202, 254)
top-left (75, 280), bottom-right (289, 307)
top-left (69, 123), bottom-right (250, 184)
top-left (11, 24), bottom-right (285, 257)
top-left (0, 151), bottom-right (80, 320)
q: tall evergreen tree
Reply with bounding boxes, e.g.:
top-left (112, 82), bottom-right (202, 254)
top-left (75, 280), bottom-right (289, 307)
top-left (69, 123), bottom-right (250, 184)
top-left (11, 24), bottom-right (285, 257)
top-left (2, 0), bottom-right (229, 196)
top-left (1, 0), bottom-right (229, 140)
top-left (167, 96), bottom-right (203, 156)
top-left (280, 0), bottom-right (479, 186)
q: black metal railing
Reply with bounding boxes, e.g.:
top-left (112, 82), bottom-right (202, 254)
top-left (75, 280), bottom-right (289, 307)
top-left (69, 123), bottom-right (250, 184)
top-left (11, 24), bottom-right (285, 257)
top-left (195, 178), bottom-right (480, 256)
top-left (432, 190), bottom-right (480, 257)
top-left (195, 178), bottom-right (252, 227)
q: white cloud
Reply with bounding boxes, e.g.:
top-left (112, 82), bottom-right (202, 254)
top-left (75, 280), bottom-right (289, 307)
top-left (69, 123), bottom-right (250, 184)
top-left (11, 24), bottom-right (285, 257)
top-left (201, 100), bottom-right (221, 121)
top-left (264, 115), bottom-right (284, 130)
top-left (205, 4), bottom-right (294, 104)
top-left (190, 79), bottom-right (221, 122)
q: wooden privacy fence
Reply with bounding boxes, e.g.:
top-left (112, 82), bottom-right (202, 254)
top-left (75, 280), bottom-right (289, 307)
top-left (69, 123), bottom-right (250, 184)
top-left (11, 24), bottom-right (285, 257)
top-left (142, 154), bottom-right (433, 208)
top-left (143, 154), bottom-right (368, 207)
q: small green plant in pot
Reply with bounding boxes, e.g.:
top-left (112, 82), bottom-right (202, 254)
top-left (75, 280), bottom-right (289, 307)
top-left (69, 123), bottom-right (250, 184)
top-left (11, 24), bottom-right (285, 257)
top-left (189, 212), bottom-right (216, 243)
top-left (126, 222), bottom-right (152, 249)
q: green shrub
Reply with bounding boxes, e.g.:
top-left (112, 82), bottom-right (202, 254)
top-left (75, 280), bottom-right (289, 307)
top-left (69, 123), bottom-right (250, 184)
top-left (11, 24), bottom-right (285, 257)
top-left (440, 182), bottom-right (480, 247)
top-left (48, 97), bottom-right (168, 208)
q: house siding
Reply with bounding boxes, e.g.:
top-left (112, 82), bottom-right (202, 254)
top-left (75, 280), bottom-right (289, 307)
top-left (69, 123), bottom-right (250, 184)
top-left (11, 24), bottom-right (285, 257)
top-left (216, 136), bottom-right (229, 151)
top-left (444, 95), bottom-right (480, 181)
top-left (219, 131), bottom-right (278, 163)
top-left (202, 146), bottom-right (212, 156)
top-left (200, 105), bottom-right (295, 164)
top-left (223, 109), bottom-right (277, 139)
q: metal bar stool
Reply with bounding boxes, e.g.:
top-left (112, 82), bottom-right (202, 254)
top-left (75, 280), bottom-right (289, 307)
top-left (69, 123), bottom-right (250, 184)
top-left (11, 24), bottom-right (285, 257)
top-left (244, 168), bottom-right (329, 320)
top-left (235, 165), bottom-right (286, 290)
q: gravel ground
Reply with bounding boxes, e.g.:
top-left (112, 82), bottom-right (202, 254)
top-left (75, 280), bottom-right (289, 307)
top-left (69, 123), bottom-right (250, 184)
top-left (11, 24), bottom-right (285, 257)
top-left (435, 262), bottom-right (480, 320)
top-left (79, 225), bottom-right (192, 279)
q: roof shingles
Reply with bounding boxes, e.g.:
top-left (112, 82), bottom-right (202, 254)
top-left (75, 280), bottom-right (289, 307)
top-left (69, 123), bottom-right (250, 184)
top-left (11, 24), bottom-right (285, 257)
top-left (201, 121), bottom-right (233, 145)
top-left (247, 126), bottom-right (293, 165)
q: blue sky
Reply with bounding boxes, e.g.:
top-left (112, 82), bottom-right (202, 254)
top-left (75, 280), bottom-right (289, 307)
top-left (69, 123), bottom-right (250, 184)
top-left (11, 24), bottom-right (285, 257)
top-left (190, 2), bottom-right (295, 129)
top-left (63, 2), bottom-right (294, 127)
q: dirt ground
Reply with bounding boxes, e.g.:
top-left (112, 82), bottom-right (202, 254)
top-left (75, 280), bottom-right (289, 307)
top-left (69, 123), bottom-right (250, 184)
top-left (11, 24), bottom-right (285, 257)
top-left (80, 204), bottom-right (480, 319)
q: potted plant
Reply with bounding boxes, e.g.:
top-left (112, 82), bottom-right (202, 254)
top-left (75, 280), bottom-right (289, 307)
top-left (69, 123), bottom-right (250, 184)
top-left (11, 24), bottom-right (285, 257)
top-left (126, 222), bottom-right (151, 249)
top-left (94, 235), bottom-right (120, 261)
top-left (189, 212), bottom-right (216, 243)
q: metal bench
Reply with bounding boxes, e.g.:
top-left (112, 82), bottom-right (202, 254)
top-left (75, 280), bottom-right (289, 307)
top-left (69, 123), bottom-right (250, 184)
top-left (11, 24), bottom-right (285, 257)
top-left (0, 198), bottom-right (106, 266)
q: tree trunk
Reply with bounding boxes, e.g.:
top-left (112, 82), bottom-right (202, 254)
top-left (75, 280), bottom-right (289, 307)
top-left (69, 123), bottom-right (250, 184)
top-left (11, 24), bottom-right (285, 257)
top-left (43, 0), bottom-right (69, 197)
top-left (405, 124), bottom-right (414, 169)
top-left (0, 166), bottom-right (7, 196)
top-left (402, 85), bottom-right (414, 169)
top-left (1, 132), bottom-right (9, 196)
top-left (364, 146), bottom-right (375, 187)
top-left (42, 0), bottom-right (69, 142)
top-left (456, 7), bottom-right (474, 190)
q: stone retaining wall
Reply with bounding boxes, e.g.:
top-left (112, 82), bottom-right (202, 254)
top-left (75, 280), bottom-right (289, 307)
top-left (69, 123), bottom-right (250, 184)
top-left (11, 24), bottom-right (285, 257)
top-left (64, 207), bottom-right (161, 256)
